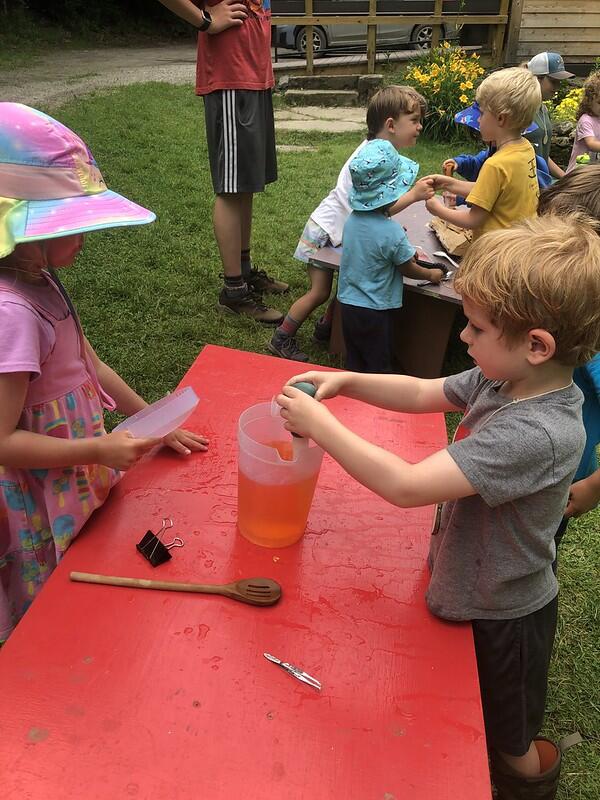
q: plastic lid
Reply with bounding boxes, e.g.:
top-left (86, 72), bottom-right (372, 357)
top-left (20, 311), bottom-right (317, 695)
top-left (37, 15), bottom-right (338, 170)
top-left (113, 386), bottom-right (199, 439)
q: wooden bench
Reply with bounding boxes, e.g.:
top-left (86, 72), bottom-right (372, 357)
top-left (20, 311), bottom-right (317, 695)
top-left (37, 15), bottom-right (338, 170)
top-left (0, 345), bottom-right (490, 799)
top-left (311, 201), bottom-right (464, 378)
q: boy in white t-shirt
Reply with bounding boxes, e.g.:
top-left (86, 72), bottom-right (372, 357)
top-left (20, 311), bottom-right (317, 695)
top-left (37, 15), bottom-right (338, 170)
top-left (268, 85), bottom-right (434, 362)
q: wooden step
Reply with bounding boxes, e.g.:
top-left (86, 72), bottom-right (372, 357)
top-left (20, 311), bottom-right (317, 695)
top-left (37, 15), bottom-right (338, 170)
top-left (284, 89), bottom-right (360, 107)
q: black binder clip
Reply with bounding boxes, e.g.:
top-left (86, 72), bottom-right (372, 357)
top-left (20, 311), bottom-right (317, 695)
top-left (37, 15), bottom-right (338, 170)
top-left (136, 518), bottom-right (184, 567)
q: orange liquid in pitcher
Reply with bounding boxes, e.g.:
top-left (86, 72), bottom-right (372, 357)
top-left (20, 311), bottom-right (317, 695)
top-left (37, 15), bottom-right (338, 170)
top-left (237, 440), bottom-right (319, 547)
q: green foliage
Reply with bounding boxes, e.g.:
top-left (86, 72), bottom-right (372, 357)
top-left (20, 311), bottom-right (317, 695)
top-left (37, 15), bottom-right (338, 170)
top-left (550, 88), bottom-right (584, 123)
top-left (404, 42), bottom-right (485, 142)
top-left (0, 1), bottom-right (194, 67)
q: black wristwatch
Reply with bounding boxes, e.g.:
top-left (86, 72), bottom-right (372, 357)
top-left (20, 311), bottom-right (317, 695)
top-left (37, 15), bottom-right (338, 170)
top-left (198, 9), bottom-right (212, 31)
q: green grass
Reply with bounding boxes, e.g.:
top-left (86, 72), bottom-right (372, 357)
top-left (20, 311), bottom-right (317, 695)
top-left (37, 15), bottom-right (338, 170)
top-left (39, 84), bottom-right (600, 798)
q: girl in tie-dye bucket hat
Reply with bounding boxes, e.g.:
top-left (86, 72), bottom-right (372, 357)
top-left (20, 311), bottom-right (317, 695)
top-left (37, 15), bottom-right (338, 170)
top-left (0, 104), bottom-right (208, 642)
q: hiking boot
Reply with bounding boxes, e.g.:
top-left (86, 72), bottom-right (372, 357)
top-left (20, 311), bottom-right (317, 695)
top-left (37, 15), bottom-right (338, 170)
top-left (267, 332), bottom-right (309, 362)
top-left (247, 268), bottom-right (289, 295)
top-left (218, 287), bottom-right (283, 325)
top-left (312, 318), bottom-right (331, 346)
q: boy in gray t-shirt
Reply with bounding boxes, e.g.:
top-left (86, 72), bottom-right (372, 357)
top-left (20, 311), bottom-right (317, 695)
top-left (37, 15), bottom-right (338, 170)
top-left (276, 215), bottom-right (600, 800)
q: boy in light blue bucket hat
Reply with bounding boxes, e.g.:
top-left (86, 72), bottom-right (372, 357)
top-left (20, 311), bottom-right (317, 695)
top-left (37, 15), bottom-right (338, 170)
top-left (338, 139), bottom-right (446, 373)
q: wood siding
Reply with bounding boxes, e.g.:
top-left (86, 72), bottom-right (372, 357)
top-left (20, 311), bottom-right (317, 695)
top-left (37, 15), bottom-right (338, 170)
top-left (514, 0), bottom-right (600, 63)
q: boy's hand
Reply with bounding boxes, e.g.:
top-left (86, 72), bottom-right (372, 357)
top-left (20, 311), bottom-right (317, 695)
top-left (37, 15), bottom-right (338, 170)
top-left (97, 431), bottom-right (161, 471)
top-left (411, 178), bottom-right (435, 202)
top-left (287, 371), bottom-right (348, 401)
top-left (426, 173), bottom-right (454, 190)
top-left (277, 385), bottom-right (332, 439)
top-left (428, 268), bottom-right (446, 284)
top-left (565, 475), bottom-right (600, 518)
top-left (163, 428), bottom-right (209, 456)
top-left (442, 159), bottom-right (458, 174)
top-left (425, 196), bottom-right (446, 216)
top-left (208, 0), bottom-right (248, 34)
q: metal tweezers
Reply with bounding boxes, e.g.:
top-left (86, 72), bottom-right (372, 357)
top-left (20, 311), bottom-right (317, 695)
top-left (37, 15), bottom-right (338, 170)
top-left (263, 652), bottom-right (322, 691)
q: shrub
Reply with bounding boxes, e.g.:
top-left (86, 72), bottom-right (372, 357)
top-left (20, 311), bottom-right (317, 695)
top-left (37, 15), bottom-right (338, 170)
top-left (550, 88), bottom-right (584, 123)
top-left (404, 42), bottom-right (485, 141)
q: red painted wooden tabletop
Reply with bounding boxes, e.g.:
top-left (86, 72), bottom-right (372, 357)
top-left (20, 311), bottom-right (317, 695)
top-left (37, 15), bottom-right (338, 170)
top-left (0, 345), bottom-right (491, 800)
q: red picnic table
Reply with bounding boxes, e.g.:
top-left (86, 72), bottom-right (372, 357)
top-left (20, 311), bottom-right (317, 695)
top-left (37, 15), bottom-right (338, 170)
top-left (0, 345), bottom-right (490, 800)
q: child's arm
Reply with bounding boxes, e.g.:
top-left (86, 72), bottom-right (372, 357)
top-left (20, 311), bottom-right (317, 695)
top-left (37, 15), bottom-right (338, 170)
top-left (565, 469), bottom-right (600, 518)
top-left (582, 135), bottom-right (600, 153)
top-left (388, 178), bottom-right (435, 215)
top-left (0, 373), bottom-right (159, 471)
top-left (157, 0), bottom-right (247, 34)
top-left (427, 174), bottom-right (476, 199)
top-left (425, 196), bottom-right (490, 231)
top-left (547, 157), bottom-right (565, 179)
top-left (85, 340), bottom-right (208, 455)
top-left (285, 369), bottom-right (462, 413)
top-left (277, 386), bottom-right (475, 507)
top-left (399, 258), bottom-right (445, 283)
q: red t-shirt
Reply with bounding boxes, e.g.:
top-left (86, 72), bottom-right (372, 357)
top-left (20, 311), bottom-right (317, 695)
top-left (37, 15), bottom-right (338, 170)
top-left (195, 0), bottom-right (274, 94)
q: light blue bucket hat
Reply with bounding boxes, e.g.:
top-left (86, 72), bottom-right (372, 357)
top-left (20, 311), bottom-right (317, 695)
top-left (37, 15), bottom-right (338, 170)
top-left (349, 139), bottom-right (418, 212)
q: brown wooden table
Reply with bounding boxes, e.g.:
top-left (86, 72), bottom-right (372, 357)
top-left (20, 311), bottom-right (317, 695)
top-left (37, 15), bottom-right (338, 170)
top-left (311, 202), bottom-right (464, 378)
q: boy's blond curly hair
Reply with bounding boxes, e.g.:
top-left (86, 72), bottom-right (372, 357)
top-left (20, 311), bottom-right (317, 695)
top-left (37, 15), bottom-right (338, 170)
top-left (476, 67), bottom-right (541, 133)
top-left (454, 215), bottom-right (600, 366)
top-left (366, 85), bottom-right (427, 139)
top-left (576, 70), bottom-right (600, 120)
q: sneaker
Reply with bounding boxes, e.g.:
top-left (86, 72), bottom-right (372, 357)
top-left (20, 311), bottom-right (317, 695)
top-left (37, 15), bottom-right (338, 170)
top-left (267, 333), bottom-right (309, 362)
top-left (247, 268), bottom-right (289, 295)
top-left (312, 318), bottom-right (331, 346)
top-left (218, 287), bottom-right (283, 325)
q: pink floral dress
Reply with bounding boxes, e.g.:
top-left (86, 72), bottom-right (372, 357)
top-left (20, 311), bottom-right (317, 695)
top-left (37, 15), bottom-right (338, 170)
top-left (0, 273), bottom-right (120, 641)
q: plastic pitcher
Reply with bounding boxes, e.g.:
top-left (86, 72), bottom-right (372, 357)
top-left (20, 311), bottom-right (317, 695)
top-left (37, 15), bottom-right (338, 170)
top-left (237, 402), bottom-right (324, 548)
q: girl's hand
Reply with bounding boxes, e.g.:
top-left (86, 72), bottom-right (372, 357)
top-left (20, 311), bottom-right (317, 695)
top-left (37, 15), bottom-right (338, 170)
top-left (97, 431), bottom-right (161, 471)
top-left (411, 178), bottom-right (435, 202)
top-left (442, 159), bottom-right (458, 175)
top-left (162, 428), bottom-right (209, 456)
top-left (287, 371), bottom-right (349, 401)
top-left (565, 475), bottom-right (600, 518)
top-left (277, 385), bottom-right (332, 439)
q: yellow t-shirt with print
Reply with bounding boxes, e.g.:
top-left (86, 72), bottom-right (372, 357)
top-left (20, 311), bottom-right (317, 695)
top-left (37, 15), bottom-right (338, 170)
top-left (466, 140), bottom-right (539, 239)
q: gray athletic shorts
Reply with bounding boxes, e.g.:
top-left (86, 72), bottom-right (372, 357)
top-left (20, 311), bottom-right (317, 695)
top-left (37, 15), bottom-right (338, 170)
top-left (203, 89), bottom-right (277, 195)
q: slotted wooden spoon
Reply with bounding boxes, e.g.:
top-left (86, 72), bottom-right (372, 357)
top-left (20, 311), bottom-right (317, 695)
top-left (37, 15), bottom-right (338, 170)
top-left (70, 572), bottom-right (282, 607)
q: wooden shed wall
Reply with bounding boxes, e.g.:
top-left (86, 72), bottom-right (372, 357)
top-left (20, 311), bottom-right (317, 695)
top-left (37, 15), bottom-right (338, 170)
top-left (508, 0), bottom-right (600, 64)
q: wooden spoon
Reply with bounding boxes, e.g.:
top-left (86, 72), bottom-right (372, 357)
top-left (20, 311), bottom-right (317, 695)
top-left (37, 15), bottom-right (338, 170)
top-left (70, 571), bottom-right (282, 607)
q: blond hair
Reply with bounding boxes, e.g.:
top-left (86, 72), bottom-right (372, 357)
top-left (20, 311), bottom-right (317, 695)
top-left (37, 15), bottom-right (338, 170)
top-left (538, 165), bottom-right (600, 220)
top-left (366, 85), bottom-right (427, 139)
top-left (476, 67), bottom-right (541, 132)
top-left (576, 70), bottom-right (600, 120)
top-left (454, 215), bottom-right (600, 366)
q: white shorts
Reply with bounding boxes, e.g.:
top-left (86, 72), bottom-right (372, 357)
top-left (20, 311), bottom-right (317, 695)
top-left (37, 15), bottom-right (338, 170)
top-left (293, 218), bottom-right (332, 265)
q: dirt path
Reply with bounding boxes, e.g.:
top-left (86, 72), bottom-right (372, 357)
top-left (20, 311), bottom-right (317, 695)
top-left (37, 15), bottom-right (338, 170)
top-left (0, 44), bottom-right (367, 132)
top-left (0, 44), bottom-right (198, 107)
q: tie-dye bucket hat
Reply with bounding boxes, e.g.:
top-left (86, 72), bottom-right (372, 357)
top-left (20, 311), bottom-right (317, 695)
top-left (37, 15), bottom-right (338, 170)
top-left (349, 139), bottom-right (418, 212)
top-left (0, 103), bottom-right (155, 258)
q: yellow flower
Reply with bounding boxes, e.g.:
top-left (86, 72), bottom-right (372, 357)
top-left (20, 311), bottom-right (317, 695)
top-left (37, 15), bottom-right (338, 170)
top-left (459, 94), bottom-right (469, 103)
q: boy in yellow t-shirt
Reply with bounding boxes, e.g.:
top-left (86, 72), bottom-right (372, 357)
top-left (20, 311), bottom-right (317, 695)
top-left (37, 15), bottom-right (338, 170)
top-left (426, 67), bottom-right (541, 239)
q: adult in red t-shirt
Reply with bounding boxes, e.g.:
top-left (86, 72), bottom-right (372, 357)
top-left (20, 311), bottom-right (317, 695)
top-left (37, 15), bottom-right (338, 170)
top-left (159, 0), bottom-right (288, 324)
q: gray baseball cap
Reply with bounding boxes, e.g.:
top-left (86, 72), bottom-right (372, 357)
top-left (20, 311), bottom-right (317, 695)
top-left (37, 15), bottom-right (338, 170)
top-left (527, 52), bottom-right (574, 80)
